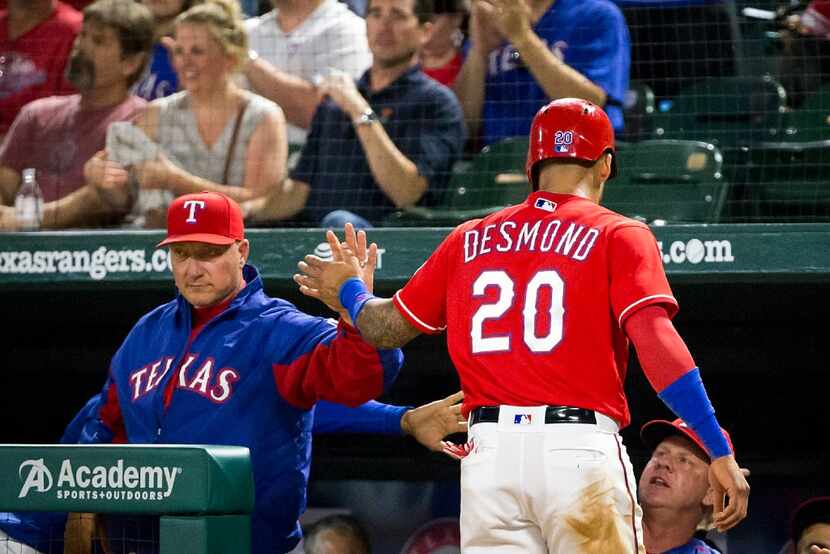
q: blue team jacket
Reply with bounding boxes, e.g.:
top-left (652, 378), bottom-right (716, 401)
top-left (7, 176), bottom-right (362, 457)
top-left (65, 265), bottom-right (401, 554)
top-left (662, 537), bottom-right (721, 553)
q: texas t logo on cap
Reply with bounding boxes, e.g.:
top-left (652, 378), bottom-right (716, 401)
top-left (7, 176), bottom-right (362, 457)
top-left (183, 200), bottom-right (207, 223)
top-left (157, 192), bottom-right (245, 247)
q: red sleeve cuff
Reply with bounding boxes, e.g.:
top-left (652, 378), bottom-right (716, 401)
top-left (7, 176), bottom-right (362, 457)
top-left (618, 294), bottom-right (679, 326)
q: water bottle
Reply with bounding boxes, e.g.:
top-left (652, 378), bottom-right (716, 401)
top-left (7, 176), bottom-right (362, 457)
top-left (14, 168), bottom-right (43, 230)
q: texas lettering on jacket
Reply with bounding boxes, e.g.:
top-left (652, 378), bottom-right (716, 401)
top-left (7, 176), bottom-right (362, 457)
top-left (128, 355), bottom-right (238, 404)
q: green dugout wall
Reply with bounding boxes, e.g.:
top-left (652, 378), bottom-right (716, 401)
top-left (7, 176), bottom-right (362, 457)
top-left (0, 224), bottom-right (828, 286)
top-left (0, 225), bottom-right (828, 484)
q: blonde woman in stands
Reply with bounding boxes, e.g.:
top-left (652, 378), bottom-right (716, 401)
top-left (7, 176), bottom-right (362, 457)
top-left (90, 0), bottom-right (286, 227)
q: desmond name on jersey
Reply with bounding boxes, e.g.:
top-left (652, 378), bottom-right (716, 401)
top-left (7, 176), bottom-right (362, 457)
top-left (463, 219), bottom-right (600, 264)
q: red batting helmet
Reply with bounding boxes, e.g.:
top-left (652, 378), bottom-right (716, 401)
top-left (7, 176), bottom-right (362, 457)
top-left (525, 98), bottom-right (617, 190)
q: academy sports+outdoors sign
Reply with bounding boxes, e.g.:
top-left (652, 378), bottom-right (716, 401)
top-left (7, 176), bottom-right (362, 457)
top-left (0, 445), bottom-right (254, 515)
top-left (17, 457), bottom-right (181, 502)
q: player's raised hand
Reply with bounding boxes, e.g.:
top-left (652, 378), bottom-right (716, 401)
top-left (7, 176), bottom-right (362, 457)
top-left (340, 223), bottom-right (379, 294)
top-left (295, 231), bottom-right (357, 310)
top-left (294, 224), bottom-right (375, 319)
top-left (708, 454), bottom-right (750, 532)
top-left (401, 391), bottom-right (467, 452)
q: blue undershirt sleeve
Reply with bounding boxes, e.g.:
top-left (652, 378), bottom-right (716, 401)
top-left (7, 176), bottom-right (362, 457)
top-left (657, 368), bottom-right (733, 459)
top-left (312, 400), bottom-right (408, 435)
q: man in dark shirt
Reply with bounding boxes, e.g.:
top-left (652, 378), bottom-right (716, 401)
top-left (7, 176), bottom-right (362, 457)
top-left (244, 0), bottom-right (465, 228)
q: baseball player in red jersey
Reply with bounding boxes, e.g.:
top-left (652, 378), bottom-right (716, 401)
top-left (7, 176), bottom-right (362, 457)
top-left (294, 98), bottom-right (750, 553)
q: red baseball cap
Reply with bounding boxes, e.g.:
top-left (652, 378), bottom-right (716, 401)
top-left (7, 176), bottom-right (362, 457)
top-left (640, 418), bottom-right (734, 462)
top-left (791, 497), bottom-right (830, 545)
top-left (157, 192), bottom-right (244, 247)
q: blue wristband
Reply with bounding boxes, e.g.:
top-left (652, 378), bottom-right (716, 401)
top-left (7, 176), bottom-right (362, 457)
top-left (338, 277), bottom-right (376, 325)
top-left (658, 367), bottom-right (733, 459)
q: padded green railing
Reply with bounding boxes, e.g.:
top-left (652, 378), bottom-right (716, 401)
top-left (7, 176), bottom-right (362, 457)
top-left (0, 444), bottom-right (254, 554)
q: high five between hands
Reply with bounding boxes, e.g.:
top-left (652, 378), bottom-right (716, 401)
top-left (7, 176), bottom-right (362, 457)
top-left (294, 223), bottom-right (377, 325)
top-left (294, 225), bottom-right (468, 454)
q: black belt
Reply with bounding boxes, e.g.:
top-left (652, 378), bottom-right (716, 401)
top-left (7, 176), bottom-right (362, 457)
top-left (469, 406), bottom-right (597, 426)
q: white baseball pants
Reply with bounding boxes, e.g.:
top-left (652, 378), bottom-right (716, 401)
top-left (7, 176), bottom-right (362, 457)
top-left (460, 405), bottom-right (644, 554)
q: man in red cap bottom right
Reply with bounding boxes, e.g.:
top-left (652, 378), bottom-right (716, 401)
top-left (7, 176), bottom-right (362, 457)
top-left (639, 418), bottom-right (737, 554)
top-left (789, 496), bottom-right (830, 554)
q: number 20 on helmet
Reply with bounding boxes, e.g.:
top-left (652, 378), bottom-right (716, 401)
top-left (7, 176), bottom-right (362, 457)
top-left (525, 98), bottom-right (618, 190)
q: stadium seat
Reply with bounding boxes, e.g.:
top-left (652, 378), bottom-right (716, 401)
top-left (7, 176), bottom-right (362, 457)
top-left (604, 140), bottom-right (728, 223)
top-left (385, 137), bottom-right (530, 226)
top-left (653, 75), bottom-right (788, 146)
top-left (739, 140), bottom-right (830, 222)
top-left (389, 138), bottom-right (728, 226)
top-left (619, 80), bottom-right (656, 142)
top-left (782, 84), bottom-right (830, 142)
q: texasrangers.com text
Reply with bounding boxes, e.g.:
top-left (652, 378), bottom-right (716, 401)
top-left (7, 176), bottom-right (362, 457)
top-left (0, 247), bottom-right (170, 279)
top-left (657, 239), bottom-right (735, 265)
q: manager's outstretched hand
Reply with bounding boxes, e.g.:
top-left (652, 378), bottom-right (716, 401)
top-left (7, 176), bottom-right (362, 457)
top-left (402, 391), bottom-right (467, 452)
top-left (295, 223), bottom-right (378, 320)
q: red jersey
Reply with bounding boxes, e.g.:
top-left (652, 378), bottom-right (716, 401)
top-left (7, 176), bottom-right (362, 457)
top-left (803, 0), bottom-right (830, 38)
top-left (393, 191), bottom-right (678, 428)
top-left (0, 1), bottom-right (81, 134)
top-left (423, 51), bottom-right (464, 87)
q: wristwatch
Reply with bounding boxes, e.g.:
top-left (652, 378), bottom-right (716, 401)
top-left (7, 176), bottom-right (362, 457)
top-left (353, 107), bottom-right (379, 127)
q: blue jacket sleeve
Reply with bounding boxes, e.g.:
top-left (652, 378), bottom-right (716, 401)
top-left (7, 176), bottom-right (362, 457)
top-left (312, 400), bottom-right (409, 435)
top-left (60, 394), bottom-right (106, 444)
top-left (60, 388), bottom-right (115, 446)
top-left (271, 316), bottom-right (403, 410)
